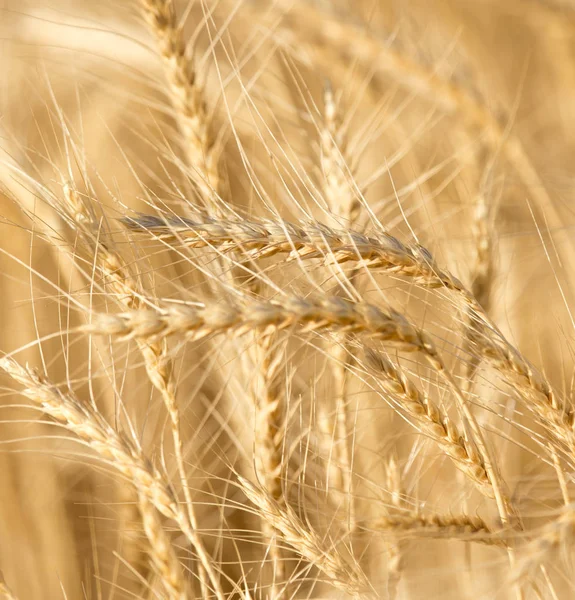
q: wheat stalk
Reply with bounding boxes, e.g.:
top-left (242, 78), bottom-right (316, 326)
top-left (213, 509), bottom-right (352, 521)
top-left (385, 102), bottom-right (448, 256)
top-left (320, 83), bottom-right (359, 532)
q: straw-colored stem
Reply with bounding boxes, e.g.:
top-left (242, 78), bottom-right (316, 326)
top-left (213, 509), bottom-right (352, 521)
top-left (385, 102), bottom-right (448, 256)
top-left (320, 84), bottom-right (359, 532)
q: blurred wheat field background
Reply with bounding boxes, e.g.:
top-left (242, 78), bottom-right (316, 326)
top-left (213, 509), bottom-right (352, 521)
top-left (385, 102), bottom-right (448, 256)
top-left (2, 0), bottom-right (575, 598)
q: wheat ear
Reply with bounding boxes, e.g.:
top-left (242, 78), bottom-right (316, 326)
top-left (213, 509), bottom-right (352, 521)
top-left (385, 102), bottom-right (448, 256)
top-left (368, 513), bottom-right (507, 547)
top-left (63, 185), bottom-right (216, 600)
top-left (250, 332), bottom-right (287, 595)
top-left (137, 493), bottom-right (189, 600)
top-left (464, 192), bottom-right (495, 383)
top-left (364, 349), bottom-right (492, 496)
top-left (0, 358), bottom-right (225, 599)
top-left (140, 0), bottom-right (219, 205)
top-left (238, 476), bottom-right (372, 597)
top-left (83, 295), bottom-right (437, 350)
top-left (122, 214), bottom-right (466, 290)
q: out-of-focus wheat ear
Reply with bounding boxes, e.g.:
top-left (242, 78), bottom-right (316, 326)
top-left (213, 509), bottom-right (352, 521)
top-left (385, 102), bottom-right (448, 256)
top-left (0, 572), bottom-right (16, 600)
top-left (512, 505), bottom-right (575, 583)
top-left (363, 349), bottom-right (493, 498)
top-left (139, 0), bottom-right (220, 208)
top-left (463, 191), bottom-right (495, 387)
top-left (522, 0), bottom-right (575, 141)
top-left (320, 81), bottom-right (361, 227)
top-left (0, 358), bottom-right (224, 600)
top-left (117, 483), bottom-right (149, 583)
top-left (138, 492), bottom-right (190, 600)
top-left (319, 82), bottom-right (360, 533)
top-left (250, 332), bottom-right (287, 597)
top-left (63, 184), bottom-right (213, 600)
top-left (384, 457), bottom-right (405, 600)
top-left (238, 476), bottom-right (373, 597)
top-left (274, 1), bottom-right (575, 282)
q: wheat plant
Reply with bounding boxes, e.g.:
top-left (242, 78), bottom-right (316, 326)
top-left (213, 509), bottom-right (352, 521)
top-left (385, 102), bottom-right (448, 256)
top-left (1, 0), bottom-right (575, 598)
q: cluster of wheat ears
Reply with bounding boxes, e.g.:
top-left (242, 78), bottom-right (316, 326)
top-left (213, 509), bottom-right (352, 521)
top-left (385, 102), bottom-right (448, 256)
top-left (3, 0), bottom-right (575, 598)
